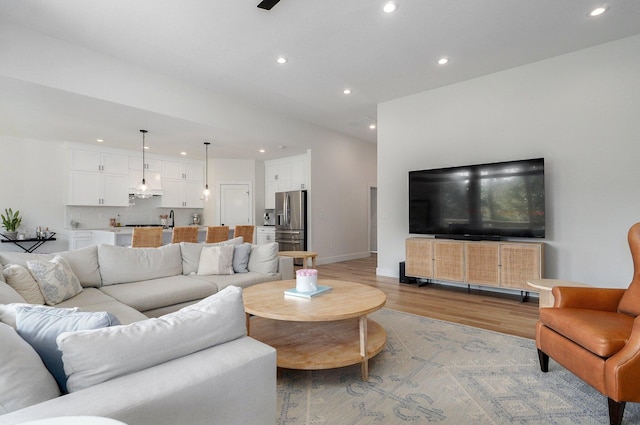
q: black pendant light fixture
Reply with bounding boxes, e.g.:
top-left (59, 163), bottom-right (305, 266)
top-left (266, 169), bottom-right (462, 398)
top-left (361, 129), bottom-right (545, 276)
top-left (135, 129), bottom-right (153, 199)
top-left (202, 141), bottom-right (211, 201)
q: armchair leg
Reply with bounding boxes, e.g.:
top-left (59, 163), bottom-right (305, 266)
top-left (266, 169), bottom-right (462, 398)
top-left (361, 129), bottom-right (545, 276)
top-left (607, 398), bottom-right (625, 425)
top-left (537, 349), bottom-right (549, 372)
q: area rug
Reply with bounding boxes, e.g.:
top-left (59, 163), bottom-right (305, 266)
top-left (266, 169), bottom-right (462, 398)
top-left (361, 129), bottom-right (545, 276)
top-left (276, 308), bottom-right (640, 424)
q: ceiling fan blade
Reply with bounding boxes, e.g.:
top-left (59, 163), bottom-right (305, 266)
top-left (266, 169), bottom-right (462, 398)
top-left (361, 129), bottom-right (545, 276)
top-left (257, 0), bottom-right (281, 10)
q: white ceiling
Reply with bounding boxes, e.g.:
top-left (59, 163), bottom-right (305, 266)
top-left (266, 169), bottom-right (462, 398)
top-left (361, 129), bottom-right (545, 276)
top-left (1, 0), bottom-right (640, 159)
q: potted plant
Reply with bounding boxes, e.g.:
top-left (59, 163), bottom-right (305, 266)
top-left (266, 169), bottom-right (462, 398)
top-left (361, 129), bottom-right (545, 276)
top-left (1, 208), bottom-right (22, 240)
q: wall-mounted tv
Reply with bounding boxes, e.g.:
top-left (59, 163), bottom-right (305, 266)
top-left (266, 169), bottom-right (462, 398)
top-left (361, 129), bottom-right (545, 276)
top-left (409, 158), bottom-right (545, 239)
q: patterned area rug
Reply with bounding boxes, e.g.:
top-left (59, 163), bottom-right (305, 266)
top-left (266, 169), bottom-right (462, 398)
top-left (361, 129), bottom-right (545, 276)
top-left (276, 308), bottom-right (640, 424)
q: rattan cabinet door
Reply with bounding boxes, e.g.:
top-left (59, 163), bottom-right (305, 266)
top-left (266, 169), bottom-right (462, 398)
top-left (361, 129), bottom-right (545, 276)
top-left (405, 238), bottom-right (433, 278)
top-left (500, 243), bottom-right (543, 290)
top-left (433, 240), bottom-right (465, 282)
top-left (465, 242), bottom-right (500, 287)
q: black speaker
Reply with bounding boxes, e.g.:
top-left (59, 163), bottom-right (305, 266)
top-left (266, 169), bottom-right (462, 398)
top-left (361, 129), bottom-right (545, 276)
top-left (399, 261), bottom-right (415, 284)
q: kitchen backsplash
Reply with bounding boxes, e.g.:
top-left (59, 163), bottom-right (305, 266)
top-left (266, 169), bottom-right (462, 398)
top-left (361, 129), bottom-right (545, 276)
top-left (65, 197), bottom-right (202, 229)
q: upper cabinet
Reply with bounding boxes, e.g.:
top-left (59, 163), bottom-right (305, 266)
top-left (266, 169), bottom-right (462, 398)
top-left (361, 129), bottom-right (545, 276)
top-left (128, 156), bottom-right (163, 194)
top-left (264, 154), bottom-right (309, 209)
top-left (68, 149), bottom-right (130, 206)
top-left (160, 160), bottom-right (204, 208)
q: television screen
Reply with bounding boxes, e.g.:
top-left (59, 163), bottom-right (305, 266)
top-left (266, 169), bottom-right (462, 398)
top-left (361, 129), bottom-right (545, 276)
top-left (409, 158), bottom-right (545, 239)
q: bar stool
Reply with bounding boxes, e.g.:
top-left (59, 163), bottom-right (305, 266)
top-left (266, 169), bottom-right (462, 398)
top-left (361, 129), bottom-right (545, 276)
top-left (131, 227), bottom-right (163, 248)
top-left (205, 226), bottom-right (229, 243)
top-left (234, 225), bottom-right (255, 244)
top-left (171, 226), bottom-right (199, 243)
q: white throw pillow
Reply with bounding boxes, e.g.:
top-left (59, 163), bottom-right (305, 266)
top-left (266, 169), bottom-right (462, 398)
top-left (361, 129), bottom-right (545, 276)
top-left (27, 256), bottom-right (83, 305)
top-left (0, 322), bottom-right (61, 414)
top-left (180, 237), bottom-right (244, 275)
top-left (58, 286), bottom-right (247, 393)
top-left (3, 263), bottom-right (45, 305)
top-left (197, 245), bottom-right (235, 275)
top-left (247, 242), bottom-right (279, 274)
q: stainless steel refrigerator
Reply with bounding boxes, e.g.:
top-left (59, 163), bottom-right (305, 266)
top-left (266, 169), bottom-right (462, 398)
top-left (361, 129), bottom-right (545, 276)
top-left (275, 190), bottom-right (307, 257)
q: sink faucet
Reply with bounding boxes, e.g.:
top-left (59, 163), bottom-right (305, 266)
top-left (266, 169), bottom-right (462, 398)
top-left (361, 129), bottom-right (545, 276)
top-left (169, 210), bottom-right (175, 228)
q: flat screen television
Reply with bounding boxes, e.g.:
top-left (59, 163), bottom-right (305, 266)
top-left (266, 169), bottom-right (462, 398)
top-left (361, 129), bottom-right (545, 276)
top-left (409, 158), bottom-right (545, 239)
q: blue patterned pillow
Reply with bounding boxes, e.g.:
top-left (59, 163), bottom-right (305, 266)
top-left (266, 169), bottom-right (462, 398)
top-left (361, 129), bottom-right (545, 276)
top-left (15, 305), bottom-right (120, 392)
top-left (26, 256), bottom-right (83, 305)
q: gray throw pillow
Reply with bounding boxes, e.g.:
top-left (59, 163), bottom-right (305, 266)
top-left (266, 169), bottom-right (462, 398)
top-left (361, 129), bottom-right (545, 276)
top-left (233, 243), bottom-right (252, 273)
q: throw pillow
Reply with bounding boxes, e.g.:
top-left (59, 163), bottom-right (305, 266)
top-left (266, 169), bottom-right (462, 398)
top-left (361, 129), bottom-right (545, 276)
top-left (180, 237), bottom-right (244, 275)
top-left (232, 243), bottom-right (252, 273)
top-left (0, 322), bottom-right (60, 414)
top-left (247, 242), bottom-right (279, 274)
top-left (2, 263), bottom-right (46, 304)
top-left (15, 305), bottom-right (120, 393)
top-left (27, 256), bottom-right (83, 305)
top-left (197, 244), bottom-right (235, 275)
top-left (58, 286), bottom-right (247, 393)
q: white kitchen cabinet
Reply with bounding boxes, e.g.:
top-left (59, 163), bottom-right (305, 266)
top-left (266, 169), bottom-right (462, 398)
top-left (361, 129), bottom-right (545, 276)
top-left (161, 160), bottom-right (204, 208)
top-left (256, 226), bottom-right (276, 245)
top-left (129, 156), bottom-right (163, 194)
top-left (264, 154), bottom-right (308, 209)
top-left (68, 230), bottom-right (95, 250)
top-left (68, 149), bottom-right (130, 206)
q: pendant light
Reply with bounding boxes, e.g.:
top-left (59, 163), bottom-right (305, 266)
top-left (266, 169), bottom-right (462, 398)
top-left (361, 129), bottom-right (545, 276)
top-left (202, 141), bottom-right (211, 201)
top-left (135, 129), bottom-right (153, 199)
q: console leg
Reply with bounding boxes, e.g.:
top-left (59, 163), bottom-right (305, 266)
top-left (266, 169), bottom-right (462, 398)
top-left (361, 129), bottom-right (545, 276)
top-left (537, 349), bottom-right (549, 372)
top-left (521, 291), bottom-right (530, 303)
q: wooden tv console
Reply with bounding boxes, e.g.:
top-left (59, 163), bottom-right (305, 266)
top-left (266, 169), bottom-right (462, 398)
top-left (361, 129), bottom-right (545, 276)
top-left (405, 237), bottom-right (544, 300)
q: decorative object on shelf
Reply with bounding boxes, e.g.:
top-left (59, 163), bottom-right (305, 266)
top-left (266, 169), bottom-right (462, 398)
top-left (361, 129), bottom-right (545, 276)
top-left (134, 129), bottom-right (153, 199)
top-left (202, 141), bottom-right (211, 201)
top-left (1, 207), bottom-right (22, 239)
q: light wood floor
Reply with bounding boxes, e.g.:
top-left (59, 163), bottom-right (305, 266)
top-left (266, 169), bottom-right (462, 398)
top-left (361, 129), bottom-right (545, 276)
top-left (312, 254), bottom-right (540, 339)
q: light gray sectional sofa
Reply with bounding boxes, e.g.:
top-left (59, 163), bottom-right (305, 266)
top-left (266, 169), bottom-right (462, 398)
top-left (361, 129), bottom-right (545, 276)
top-left (0, 240), bottom-right (294, 425)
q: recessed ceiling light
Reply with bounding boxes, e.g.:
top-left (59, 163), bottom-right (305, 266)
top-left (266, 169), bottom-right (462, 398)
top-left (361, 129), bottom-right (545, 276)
top-left (343, 88), bottom-right (352, 95)
top-left (438, 57), bottom-right (450, 65)
top-left (259, 149), bottom-right (266, 153)
top-left (276, 57), bottom-right (287, 64)
top-left (369, 124), bottom-right (377, 130)
top-left (589, 5), bottom-right (608, 16)
top-left (180, 152), bottom-right (187, 156)
top-left (383, 1), bottom-right (398, 13)
top-left (96, 139), bottom-right (103, 143)
top-left (144, 146), bottom-right (150, 150)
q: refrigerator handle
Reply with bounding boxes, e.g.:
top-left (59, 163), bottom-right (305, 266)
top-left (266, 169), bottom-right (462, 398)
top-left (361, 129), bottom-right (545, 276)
top-left (284, 193), bottom-right (290, 227)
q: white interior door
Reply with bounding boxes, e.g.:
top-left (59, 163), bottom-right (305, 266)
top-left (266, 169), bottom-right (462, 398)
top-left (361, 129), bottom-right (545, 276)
top-left (219, 183), bottom-right (251, 227)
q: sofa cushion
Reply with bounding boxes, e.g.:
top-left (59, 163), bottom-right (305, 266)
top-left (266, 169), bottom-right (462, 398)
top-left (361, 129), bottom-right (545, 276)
top-left (15, 305), bottom-right (120, 392)
top-left (180, 237), bottom-right (244, 275)
top-left (0, 303), bottom-right (50, 329)
top-left (98, 244), bottom-right (182, 285)
top-left (197, 245), bottom-right (235, 275)
top-left (0, 280), bottom-right (26, 305)
top-left (58, 285), bottom-right (247, 393)
top-left (55, 288), bottom-right (149, 325)
top-left (27, 257), bottom-right (83, 305)
top-left (99, 276), bottom-right (218, 313)
top-left (190, 271), bottom-right (282, 291)
top-left (233, 243), bottom-right (252, 273)
top-left (0, 322), bottom-right (61, 414)
top-left (247, 242), bottom-right (279, 274)
top-left (2, 264), bottom-right (45, 304)
top-left (0, 246), bottom-right (102, 288)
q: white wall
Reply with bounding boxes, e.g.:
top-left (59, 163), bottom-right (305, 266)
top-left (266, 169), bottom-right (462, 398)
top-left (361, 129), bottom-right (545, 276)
top-left (0, 137), bottom-right (69, 252)
top-left (377, 35), bottom-right (640, 288)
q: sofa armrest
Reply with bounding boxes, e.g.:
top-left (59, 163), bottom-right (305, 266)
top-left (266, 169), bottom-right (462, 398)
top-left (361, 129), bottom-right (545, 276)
top-left (0, 337), bottom-right (276, 425)
top-left (278, 255), bottom-right (294, 280)
top-left (552, 286), bottom-right (626, 311)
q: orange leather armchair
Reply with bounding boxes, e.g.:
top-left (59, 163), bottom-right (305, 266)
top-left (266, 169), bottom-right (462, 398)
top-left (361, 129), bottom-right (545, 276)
top-left (536, 222), bottom-right (640, 425)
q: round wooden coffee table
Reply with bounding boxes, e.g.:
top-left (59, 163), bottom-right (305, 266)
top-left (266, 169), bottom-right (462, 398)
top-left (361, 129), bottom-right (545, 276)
top-left (243, 279), bottom-right (386, 381)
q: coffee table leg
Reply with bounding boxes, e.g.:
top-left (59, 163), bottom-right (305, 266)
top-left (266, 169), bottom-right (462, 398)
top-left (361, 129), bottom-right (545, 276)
top-left (359, 315), bottom-right (368, 381)
top-left (245, 312), bottom-right (251, 335)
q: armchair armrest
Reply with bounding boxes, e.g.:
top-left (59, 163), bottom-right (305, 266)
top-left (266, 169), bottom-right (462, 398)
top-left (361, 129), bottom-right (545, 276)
top-left (605, 314), bottom-right (640, 401)
top-left (552, 286), bottom-right (626, 311)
